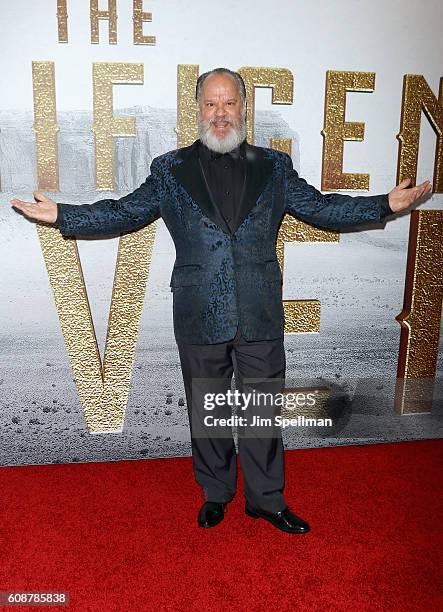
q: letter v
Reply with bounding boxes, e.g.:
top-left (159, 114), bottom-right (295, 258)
top-left (36, 222), bottom-right (157, 433)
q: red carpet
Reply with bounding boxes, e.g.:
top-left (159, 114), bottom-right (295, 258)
top-left (1, 440), bottom-right (442, 611)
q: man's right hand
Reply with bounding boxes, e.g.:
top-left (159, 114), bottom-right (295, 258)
top-left (10, 191), bottom-right (58, 224)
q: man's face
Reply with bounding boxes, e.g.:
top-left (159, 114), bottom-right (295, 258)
top-left (198, 73), bottom-right (244, 139)
top-left (197, 73), bottom-right (246, 153)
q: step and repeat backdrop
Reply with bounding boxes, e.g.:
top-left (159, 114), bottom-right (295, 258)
top-left (0, 0), bottom-right (442, 466)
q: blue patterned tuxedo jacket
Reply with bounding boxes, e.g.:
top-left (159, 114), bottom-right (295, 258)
top-left (57, 139), bottom-right (392, 344)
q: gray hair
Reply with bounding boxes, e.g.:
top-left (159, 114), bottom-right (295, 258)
top-left (195, 68), bottom-right (246, 105)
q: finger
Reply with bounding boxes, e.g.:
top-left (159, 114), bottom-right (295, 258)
top-left (411, 184), bottom-right (430, 202)
top-left (410, 186), bottom-right (427, 201)
top-left (11, 199), bottom-right (38, 213)
top-left (398, 178), bottom-right (412, 189)
top-left (415, 180), bottom-right (430, 190)
top-left (413, 181), bottom-right (428, 193)
top-left (410, 184), bottom-right (423, 196)
top-left (10, 200), bottom-right (40, 218)
top-left (33, 190), bottom-right (48, 201)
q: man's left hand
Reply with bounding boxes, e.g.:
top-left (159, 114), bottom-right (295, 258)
top-left (388, 178), bottom-right (432, 213)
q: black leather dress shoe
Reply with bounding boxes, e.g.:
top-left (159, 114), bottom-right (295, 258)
top-left (198, 501), bottom-right (227, 528)
top-left (245, 502), bottom-right (310, 534)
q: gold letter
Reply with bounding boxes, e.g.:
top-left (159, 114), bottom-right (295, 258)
top-left (237, 67), bottom-right (293, 145)
top-left (57, 0), bottom-right (68, 43)
top-left (90, 0), bottom-right (117, 44)
top-left (321, 70), bottom-right (375, 191)
top-left (276, 214), bottom-right (339, 334)
top-left (397, 75), bottom-right (443, 193)
top-left (176, 64), bottom-right (199, 148)
top-left (272, 126), bottom-right (339, 335)
top-left (133, 0), bottom-right (156, 45)
top-left (36, 222), bottom-right (157, 433)
top-left (32, 61), bottom-right (60, 192)
top-left (395, 210), bottom-right (443, 414)
top-left (92, 62), bottom-right (143, 191)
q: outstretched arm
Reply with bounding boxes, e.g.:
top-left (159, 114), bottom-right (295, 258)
top-left (283, 154), bottom-right (431, 230)
top-left (11, 157), bottom-right (163, 237)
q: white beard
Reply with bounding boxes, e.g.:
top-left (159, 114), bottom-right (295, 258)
top-left (198, 108), bottom-right (247, 154)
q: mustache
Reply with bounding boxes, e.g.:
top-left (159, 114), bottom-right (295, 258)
top-left (209, 116), bottom-right (234, 126)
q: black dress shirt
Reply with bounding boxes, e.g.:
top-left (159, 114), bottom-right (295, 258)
top-left (198, 139), bottom-right (247, 232)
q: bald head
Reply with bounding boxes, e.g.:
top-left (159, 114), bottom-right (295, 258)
top-left (196, 68), bottom-right (246, 105)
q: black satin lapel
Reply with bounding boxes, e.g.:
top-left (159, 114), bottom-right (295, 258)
top-left (171, 145), bottom-right (232, 235)
top-left (231, 145), bottom-right (275, 233)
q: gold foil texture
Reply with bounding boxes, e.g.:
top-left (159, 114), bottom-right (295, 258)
top-left (56, 0), bottom-right (68, 43)
top-left (281, 387), bottom-right (332, 419)
top-left (36, 223), bottom-right (157, 433)
top-left (395, 210), bottom-right (443, 414)
top-left (237, 67), bottom-right (294, 144)
top-left (397, 75), bottom-right (443, 193)
top-left (133, 0), bottom-right (156, 45)
top-left (92, 62), bottom-right (143, 191)
top-left (283, 300), bottom-right (321, 334)
top-left (176, 64), bottom-right (199, 148)
top-left (32, 61), bottom-right (60, 192)
top-left (321, 70), bottom-right (375, 191)
top-left (90, 0), bottom-right (117, 44)
top-left (270, 138), bottom-right (292, 156)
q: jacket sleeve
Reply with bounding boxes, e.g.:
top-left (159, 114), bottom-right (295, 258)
top-left (55, 156), bottom-right (163, 237)
top-left (283, 153), bottom-right (393, 230)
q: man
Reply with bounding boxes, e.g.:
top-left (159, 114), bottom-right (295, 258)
top-left (10, 68), bottom-right (431, 534)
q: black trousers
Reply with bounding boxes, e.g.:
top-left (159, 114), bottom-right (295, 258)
top-left (177, 324), bottom-right (287, 513)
